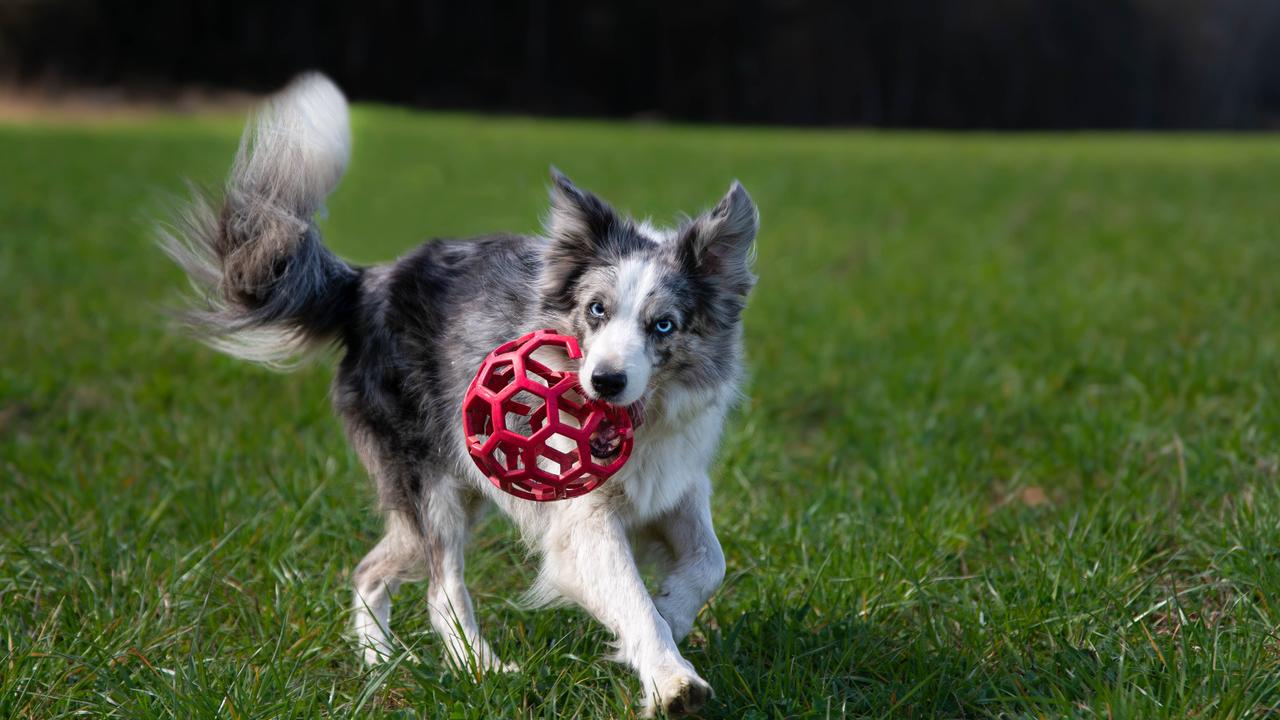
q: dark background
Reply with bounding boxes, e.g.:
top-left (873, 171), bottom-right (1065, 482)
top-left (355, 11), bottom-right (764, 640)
top-left (4, 0), bottom-right (1280, 129)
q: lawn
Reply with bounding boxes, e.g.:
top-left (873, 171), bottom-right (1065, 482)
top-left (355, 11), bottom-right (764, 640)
top-left (3, 107), bottom-right (1280, 719)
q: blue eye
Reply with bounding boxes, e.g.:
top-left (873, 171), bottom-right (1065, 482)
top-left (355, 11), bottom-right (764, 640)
top-left (653, 318), bottom-right (675, 335)
top-left (588, 302), bottom-right (607, 318)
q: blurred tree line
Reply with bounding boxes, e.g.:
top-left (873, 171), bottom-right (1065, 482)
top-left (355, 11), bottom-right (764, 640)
top-left (2, 0), bottom-right (1279, 129)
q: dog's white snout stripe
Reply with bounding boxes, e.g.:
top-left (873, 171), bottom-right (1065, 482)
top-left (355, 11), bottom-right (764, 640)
top-left (581, 257), bottom-right (659, 406)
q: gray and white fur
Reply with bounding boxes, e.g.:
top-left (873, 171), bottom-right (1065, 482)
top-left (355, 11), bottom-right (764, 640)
top-left (162, 73), bottom-right (759, 717)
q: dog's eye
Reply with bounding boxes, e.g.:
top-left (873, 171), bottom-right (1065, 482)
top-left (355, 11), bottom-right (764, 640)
top-left (652, 318), bottom-right (675, 336)
top-left (588, 301), bottom-right (607, 318)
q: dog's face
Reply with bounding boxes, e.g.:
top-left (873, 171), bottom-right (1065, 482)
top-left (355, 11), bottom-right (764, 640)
top-left (539, 170), bottom-right (758, 409)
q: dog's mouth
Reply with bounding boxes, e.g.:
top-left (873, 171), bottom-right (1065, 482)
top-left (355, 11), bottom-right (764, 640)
top-left (588, 398), bottom-right (645, 460)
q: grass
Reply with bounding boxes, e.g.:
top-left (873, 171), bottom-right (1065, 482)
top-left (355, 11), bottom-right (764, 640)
top-left (3, 107), bottom-right (1280, 719)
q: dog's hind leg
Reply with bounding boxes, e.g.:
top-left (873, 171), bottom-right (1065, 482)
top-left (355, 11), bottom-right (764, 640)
top-left (353, 509), bottom-right (426, 665)
top-left (421, 482), bottom-right (517, 673)
top-left (353, 481), bottom-right (513, 672)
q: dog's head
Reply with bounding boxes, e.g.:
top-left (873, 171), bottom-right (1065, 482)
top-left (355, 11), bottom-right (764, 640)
top-left (539, 169), bottom-right (758, 410)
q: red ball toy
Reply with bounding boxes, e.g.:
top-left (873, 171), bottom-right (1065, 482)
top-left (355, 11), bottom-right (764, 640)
top-left (462, 329), bottom-right (634, 501)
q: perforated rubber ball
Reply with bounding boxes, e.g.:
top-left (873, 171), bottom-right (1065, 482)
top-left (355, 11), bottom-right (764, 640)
top-left (461, 329), bottom-right (634, 501)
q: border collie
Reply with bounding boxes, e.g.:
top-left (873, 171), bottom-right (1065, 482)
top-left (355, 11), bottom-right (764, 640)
top-left (162, 73), bottom-right (758, 716)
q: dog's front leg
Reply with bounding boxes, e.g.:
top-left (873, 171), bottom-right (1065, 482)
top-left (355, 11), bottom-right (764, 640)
top-left (542, 507), bottom-right (712, 717)
top-left (652, 483), bottom-right (726, 643)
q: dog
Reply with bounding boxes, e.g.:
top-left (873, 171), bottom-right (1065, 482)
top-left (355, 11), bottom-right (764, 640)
top-left (161, 73), bottom-right (758, 716)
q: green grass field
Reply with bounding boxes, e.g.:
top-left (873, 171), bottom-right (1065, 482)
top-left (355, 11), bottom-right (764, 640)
top-left (4, 108), bottom-right (1280, 718)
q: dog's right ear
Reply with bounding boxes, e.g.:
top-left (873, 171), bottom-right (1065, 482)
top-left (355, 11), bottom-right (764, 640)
top-left (541, 168), bottom-right (622, 311)
top-left (545, 167), bottom-right (620, 254)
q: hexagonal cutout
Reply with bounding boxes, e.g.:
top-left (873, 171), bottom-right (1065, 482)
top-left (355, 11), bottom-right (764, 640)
top-left (522, 361), bottom-right (559, 389)
top-left (532, 430), bottom-right (583, 477)
top-left (526, 342), bottom-right (575, 388)
top-left (490, 437), bottom-right (528, 475)
top-left (463, 393), bottom-right (497, 443)
top-left (501, 388), bottom-right (547, 438)
top-left (481, 359), bottom-right (516, 395)
top-left (554, 386), bottom-right (593, 428)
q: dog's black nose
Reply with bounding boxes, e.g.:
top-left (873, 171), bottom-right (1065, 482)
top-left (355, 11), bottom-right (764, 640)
top-left (591, 370), bottom-right (628, 399)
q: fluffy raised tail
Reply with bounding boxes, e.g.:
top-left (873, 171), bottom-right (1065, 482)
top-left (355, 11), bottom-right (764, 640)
top-left (161, 72), bottom-right (360, 367)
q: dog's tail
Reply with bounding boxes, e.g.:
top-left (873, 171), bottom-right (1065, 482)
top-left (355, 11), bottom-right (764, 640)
top-left (161, 73), bottom-right (360, 368)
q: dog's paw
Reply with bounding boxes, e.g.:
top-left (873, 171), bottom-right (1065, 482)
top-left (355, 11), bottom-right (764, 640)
top-left (472, 655), bottom-right (521, 675)
top-left (445, 644), bottom-right (521, 676)
top-left (360, 638), bottom-right (394, 667)
top-left (641, 670), bottom-right (713, 717)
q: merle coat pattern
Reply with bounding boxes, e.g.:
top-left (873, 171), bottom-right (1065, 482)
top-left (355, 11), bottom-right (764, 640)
top-left (162, 74), bottom-right (758, 716)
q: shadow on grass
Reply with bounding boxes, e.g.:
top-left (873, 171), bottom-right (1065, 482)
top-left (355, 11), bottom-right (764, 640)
top-left (691, 604), bottom-right (1115, 718)
top-left (693, 606), bottom-right (980, 719)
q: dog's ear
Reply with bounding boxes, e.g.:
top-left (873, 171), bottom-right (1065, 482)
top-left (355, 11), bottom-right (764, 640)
top-left (545, 167), bottom-right (620, 254)
top-left (678, 181), bottom-right (758, 300)
top-left (541, 167), bottom-right (623, 311)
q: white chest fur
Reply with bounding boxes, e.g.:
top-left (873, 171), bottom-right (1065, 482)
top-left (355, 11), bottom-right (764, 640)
top-left (605, 384), bottom-right (731, 525)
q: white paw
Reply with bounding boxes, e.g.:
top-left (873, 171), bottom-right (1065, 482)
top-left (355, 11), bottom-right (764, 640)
top-left (641, 668), bottom-right (713, 717)
top-left (360, 636), bottom-right (395, 666)
top-left (444, 642), bottom-right (520, 675)
top-left (354, 608), bottom-right (395, 667)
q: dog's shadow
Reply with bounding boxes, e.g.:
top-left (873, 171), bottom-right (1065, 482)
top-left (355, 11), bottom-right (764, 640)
top-left (682, 604), bottom-right (1093, 719)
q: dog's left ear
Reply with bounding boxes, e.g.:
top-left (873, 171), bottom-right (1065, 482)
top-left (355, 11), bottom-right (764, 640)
top-left (679, 181), bottom-right (759, 298)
